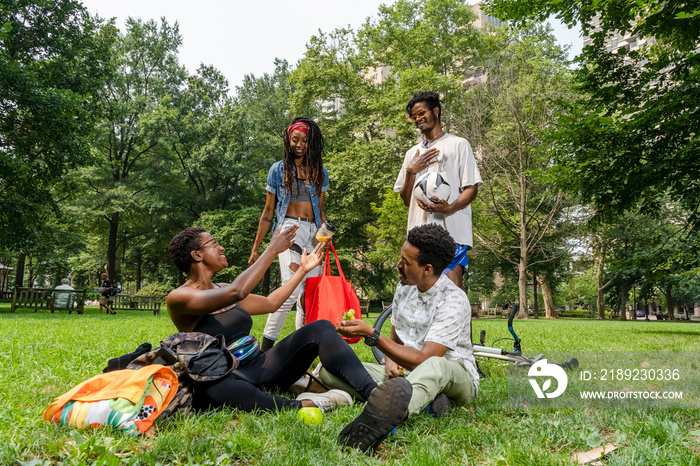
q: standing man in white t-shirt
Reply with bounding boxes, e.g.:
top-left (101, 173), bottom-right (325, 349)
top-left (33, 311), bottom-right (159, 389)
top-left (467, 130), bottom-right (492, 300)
top-left (394, 91), bottom-right (482, 291)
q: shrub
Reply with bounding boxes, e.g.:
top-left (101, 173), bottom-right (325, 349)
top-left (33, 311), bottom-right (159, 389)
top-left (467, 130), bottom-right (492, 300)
top-left (557, 308), bottom-right (594, 318)
top-left (135, 282), bottom-right (173, 299)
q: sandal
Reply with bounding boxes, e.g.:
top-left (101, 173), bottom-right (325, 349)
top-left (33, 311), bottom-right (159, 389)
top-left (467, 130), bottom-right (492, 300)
top-left (289, 371), bottom-right (331, 395)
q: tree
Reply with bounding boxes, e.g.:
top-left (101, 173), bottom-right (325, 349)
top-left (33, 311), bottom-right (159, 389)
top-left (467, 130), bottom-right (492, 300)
top-left (76, 17), bottom-right (186, 281)
top-left (366, 190), bottom-right (408, 298)
top-left (485, 0), bottom-right (700, 234)
top-left (592, 201), bottom-right (697, 321)
top-left (458, 24), bottom-right (574, 318)
top-left (0, 0), bottom-right (115, 248)
top-left (674, 269), bottom-right (700, 319)
top-left (560, 266), bottom-right (597, 311)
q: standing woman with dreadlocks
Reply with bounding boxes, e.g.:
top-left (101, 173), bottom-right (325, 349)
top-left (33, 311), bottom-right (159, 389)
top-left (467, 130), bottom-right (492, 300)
top-left (249, 117), bottom-right (329, 352)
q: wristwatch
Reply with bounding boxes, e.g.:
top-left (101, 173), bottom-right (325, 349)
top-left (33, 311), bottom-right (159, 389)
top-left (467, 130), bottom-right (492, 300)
top-left (364, 328), bottom-right (381, 347)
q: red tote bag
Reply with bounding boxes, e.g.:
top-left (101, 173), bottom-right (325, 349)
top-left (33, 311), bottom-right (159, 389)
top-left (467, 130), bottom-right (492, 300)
top-left (305, 241), bottom-right (363, 344)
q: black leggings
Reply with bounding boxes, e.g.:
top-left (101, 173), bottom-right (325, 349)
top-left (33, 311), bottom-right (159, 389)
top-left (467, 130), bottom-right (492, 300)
top-left (192, 320), bottom-right (377, 412)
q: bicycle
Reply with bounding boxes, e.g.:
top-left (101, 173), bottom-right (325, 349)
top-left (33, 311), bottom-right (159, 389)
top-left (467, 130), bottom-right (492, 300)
top-left (371, 303), bottom-right (578, 373)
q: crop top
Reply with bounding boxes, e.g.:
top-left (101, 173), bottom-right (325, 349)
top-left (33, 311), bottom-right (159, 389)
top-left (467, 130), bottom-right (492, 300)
top-left (289, 177), bottom-right (311, 203)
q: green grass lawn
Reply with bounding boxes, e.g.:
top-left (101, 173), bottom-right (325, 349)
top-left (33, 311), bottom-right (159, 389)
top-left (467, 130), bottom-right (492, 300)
top-left (1, 303), bottom-right (699, 465)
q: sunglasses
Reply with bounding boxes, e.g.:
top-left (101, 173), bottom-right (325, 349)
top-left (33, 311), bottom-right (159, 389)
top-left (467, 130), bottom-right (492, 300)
top-left (408, 108), bottom-right (432, 122)
top-left (197, 237), bottom-right (220, 250)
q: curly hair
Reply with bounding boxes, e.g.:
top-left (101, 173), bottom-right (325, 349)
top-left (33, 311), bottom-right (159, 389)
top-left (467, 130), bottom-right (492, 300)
top-left (406, 224), bottom-right (455, 276)
top-left (282, 116), bottom-right (325, 196)
top-left (406, 91), bottom-right (442, 122)
top-left (168, 227), bottom-right (206, 273)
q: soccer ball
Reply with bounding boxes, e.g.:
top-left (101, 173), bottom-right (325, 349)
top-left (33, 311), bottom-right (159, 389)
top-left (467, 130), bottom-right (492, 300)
top-left (413, 172), bottom-right (451, 204)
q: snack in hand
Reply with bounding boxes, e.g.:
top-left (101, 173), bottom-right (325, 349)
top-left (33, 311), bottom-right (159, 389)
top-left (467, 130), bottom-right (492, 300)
top-left (342, 309), bottom-right (356, 320)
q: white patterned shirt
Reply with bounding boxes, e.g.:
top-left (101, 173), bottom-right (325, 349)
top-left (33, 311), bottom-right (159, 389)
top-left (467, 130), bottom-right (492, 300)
top-left (391, 274), bottom-right (479, 391)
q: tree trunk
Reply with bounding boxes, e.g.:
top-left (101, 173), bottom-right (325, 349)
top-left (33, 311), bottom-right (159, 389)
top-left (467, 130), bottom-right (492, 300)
top-left (27, 254), bottom-right (36, 287)
top-left (532, 274), bottom-right (539, 319)
top-left (518, 259), bottom-right (529, 319)
top-left (620, 281), bottom-right (629, 321)
top-left (538, 276), bottom-right (557, 319)
top-left (135, 249), bottom-right (142, 293)
top-left (517, 198), bottom-right (529, 319)
top-left (664, 286), bottom-right (674, 321)
top-left (14, 252), bottom-right (25, 288)
top-left (596, 249), bottom-right (607, 319)
top-left (106, 212), bottom-right (119, 281)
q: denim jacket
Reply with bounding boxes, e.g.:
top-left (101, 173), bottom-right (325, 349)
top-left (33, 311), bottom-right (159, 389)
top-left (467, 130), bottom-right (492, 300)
top-left (266, 160), bottom-right (329, 230)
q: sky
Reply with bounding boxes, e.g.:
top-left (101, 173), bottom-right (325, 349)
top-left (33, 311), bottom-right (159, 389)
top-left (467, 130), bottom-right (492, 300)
top-left (80, 0), bottom-right (583, 93)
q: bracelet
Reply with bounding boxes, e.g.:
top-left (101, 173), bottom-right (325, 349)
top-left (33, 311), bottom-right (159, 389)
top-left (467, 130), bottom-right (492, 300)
top-left (406, 168), bottom-right (417, 175)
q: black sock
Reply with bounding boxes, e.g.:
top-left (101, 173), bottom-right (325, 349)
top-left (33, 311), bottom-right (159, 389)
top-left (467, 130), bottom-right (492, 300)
top-left (260, 337), bottom-right (275, 353)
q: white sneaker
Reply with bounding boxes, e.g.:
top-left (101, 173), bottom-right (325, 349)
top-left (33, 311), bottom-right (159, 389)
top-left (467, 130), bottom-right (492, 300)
top-left (296, 389), bottom-right (353, 413)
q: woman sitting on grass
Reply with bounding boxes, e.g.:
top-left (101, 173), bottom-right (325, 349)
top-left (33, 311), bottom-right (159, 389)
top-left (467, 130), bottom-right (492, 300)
top-left (165, 226), bottom-right (378, 413)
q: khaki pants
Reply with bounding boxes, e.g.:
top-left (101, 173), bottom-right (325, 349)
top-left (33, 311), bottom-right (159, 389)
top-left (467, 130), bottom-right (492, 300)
top-left (319, 356), bottom-right (477, 416)
top-left (100, 295), bottom-right (113, 314)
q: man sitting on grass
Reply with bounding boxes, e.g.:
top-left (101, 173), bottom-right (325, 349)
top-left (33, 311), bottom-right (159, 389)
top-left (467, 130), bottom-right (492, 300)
top-left (334, 223), bottom-right (479, 453)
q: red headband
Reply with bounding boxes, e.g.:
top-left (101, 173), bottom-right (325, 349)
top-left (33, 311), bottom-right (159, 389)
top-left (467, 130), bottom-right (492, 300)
top-left (287, 122), bottom-right (309, 136)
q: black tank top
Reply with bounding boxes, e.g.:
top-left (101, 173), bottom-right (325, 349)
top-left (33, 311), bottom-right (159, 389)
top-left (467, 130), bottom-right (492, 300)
top-left (192, 304), bottom-right (252, 343)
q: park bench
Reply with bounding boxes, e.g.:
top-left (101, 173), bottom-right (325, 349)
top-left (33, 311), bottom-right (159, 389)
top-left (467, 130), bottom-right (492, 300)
top-left (359, 298), bottom-right (370, 318)
top-left (471, 303), bottom-right (481, 318)
top-left (110, 294), bottom-right (163, 315)
top-left (10, 287), bottom-right (86, 314)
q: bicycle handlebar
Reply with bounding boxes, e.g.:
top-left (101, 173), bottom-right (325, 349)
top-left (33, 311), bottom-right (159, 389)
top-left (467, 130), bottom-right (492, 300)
top-left (507, 304), bottom-right (522, 354)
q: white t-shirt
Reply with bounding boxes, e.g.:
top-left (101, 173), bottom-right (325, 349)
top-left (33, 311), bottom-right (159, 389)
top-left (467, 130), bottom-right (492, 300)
top-left (53, 284), bottom-right (75, 308)
top-left (391, 274), bottom-right (479, 392)
top-left (394, 133), bottom-right (482, 246)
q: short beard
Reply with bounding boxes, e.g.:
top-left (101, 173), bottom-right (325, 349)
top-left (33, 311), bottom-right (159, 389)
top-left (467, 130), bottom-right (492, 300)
top-left (418, 115), bottom-right (439, 135)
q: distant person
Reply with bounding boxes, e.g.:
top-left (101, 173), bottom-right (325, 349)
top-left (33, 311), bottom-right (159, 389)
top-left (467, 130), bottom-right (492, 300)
top-left (165, 226), bottom-right (406, 414)
top-left (394, 91), bottom-right (482, 292)
top-left (99, 273), bottom-right (116, 315)
top-left (53, 278), bottom-right (75, 309)
top-left (249, 117), bottom-right (330, 352)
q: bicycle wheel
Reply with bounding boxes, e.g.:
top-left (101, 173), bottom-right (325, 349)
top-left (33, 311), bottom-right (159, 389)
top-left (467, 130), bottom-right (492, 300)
top-left (371, 306), bottom-right (393, 364)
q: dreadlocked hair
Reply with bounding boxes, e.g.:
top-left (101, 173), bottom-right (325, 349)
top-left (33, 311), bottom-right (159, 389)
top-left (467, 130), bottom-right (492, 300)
top-left (282, 116), bottom-right (325, 196)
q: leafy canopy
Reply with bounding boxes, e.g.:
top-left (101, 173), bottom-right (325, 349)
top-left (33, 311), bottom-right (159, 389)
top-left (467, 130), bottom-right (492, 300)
top-left (484, 0), bottom-right (700, 230)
